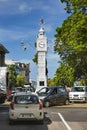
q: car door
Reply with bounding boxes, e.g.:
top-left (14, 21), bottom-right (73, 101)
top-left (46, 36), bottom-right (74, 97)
top-left (85, 87), bottom-right (87, 101)
top-left (57, 87), bottom-right (67, 104)
top-left (49, 87), bottom-right (58, 105)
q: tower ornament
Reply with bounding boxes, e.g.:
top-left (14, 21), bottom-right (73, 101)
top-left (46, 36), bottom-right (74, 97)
top-left (40, 19), bottom-right (44, 27)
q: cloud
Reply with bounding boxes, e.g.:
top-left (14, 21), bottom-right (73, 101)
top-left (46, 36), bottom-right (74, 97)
top-left (0, 0), bottom-right (66, 16)
top-left (0, 28), bottom-right (37, 42)
top-left (0, 29), bottom-right (29, 41)
top-left (0, 0), bottom-right (32, 15)
top-left (19, 3), bottom-right (32, 13)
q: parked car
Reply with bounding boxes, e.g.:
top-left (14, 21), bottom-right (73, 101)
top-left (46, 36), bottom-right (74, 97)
top-left (37, 86), bottom-right (69, 107)
top-left (69, 86), bottom-right (87, 102)
top-left (24, 84), bottom-right (35, 92)
top-left (0, 89), bottom-right (7, 103)
top-left (9, 91), bottom-right (44, 125)
top-left (7, 86), bottom-right (35, 102)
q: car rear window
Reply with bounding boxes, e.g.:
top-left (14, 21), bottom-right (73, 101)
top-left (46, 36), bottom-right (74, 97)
top-left (71, 87), bottom-right (85, 92)
top-left (14, 95), bottom-right (39, 104)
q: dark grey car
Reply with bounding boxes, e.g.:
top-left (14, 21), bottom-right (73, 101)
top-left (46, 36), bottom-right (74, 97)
top-left (37, 86), bottom-right (69, 107)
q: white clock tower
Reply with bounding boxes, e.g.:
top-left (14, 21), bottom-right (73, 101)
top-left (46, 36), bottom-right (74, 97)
top-left (36, 21), bottom-right (48, 91)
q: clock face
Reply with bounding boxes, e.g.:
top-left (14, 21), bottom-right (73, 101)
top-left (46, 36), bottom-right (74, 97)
top-left (39, 42), bottom-right (45, 48)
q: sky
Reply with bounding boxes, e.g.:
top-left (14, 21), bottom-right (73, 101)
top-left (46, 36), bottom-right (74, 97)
top-left (0, 0), bottom-right (69, 81)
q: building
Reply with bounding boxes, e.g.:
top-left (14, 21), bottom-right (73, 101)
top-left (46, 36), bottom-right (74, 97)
top-left (0, 44), bottom-right (9, 66)
top-left (5, 59), bottom-right (30, 85)
top-left (16, 62), bottom-right (30, 84)
top-left (0, 44), bottom-right (9, 91)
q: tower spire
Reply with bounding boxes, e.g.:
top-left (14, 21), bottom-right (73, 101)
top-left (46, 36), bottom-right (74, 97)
top-left (40, 19), bottom-right (44, 27)
top-left (39, 19), bottom-right (45, 35)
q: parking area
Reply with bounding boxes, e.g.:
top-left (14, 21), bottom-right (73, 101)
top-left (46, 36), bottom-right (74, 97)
top-left (3, 99), bottom-right (87, 108)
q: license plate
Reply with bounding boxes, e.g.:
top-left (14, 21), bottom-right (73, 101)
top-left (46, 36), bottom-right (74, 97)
top-left (20, 113), bottom-right (33, 118)
top-left (74, 97), bottom-right (78, 99)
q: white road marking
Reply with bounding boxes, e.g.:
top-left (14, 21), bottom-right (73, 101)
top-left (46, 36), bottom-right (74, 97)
top-left (58, 113), bottom-right (72, 130)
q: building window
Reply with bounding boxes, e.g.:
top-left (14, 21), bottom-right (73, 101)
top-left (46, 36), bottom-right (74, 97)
top-left (39, 81), bottom-right (44, 86)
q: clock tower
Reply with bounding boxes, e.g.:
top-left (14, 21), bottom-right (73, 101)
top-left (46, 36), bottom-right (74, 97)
top-left (36, 22), bottom-right (48, 91)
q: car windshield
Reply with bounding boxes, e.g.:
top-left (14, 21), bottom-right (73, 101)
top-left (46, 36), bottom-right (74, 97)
top-left (71, 87), bottom-right (85, 92)
top-left (14, 95), bottom-right (39, 104)
top-left (37, 87), bottom-right (52, 96)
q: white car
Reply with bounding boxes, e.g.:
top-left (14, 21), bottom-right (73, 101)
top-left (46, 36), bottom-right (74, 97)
top-left (9, 91), bottom-right (44, 125)
top-left (69, 86), bottom-right (87, 102)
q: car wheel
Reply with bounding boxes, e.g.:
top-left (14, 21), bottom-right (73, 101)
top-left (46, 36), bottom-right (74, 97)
top-left (44, 101), bottom-right (50, 107)
top-left (0, 98), bottom-right (5, 104)
top-left (9, 119), bottom-right (14, 125)
top-left (39, 119), bottom-right (44, 124)
top-left (64, 99), bottom-right (69, 105)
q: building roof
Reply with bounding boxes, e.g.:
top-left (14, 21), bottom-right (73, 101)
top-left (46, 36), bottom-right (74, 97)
top-left (0, 44), bottom-right (9, 53)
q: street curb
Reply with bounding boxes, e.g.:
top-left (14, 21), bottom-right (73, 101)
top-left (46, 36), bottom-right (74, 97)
top-left (54, 103), bottom-right (87, 108)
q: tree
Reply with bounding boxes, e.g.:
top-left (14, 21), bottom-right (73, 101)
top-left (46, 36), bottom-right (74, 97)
top-left (61, 0), bottom-right (87, 14)
top-left (32, 53), bottom-right (38, 64)
top-left (8, 65), bottom-right (17, 89)
top-left (16, 74), bottom-right (25, 86)
top-left (54, 11), bottom-right (87, 81)
top-left (47, 78), bottom-right (56, 86)
top-left (53, 63), bottom-right (74, 87)
top-left (8, 65), bottom-right (25, 89)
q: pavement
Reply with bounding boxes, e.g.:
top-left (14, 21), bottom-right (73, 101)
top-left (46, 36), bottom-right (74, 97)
top-left (3, 100), bottom-right (87, 108)
top-left (56, 103), bottom-right (87, 108)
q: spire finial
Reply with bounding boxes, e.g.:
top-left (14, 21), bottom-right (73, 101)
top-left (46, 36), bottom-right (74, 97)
top-left (40, 19), bottom-right (44, 27)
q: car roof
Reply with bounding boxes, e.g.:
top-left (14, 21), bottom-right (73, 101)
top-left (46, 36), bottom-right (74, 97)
top-left (37, 86), bottom-right (65, 91)
top-left (42, 86), bottom-right (64, 89)
top-left (14, 91), bottom-right (38, 96)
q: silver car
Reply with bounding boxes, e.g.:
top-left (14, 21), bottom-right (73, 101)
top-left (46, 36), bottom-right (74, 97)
top-left (69, 86), bottom-right (87, 102)
top-left (9, 92), bottom-right (44, 124)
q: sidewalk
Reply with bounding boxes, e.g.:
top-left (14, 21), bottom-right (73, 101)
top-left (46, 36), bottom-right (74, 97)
top-left (56, 102), bottom-right (87, 108)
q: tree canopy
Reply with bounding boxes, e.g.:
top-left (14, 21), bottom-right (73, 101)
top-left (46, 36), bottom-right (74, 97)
top-left (8, 65), bottom-right (25, 89)
top-left (61, 0), bottom-right (87, 14)
top-left (53, 63), bottom-right (74, 87)
top-left (54, 0), bottom-right (87, 85)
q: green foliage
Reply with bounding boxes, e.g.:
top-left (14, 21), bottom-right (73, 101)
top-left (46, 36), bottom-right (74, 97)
top-left (53, 63), bottom-right (74, 87)
top-left (32, 53), bottom-right (38, 64)
top-left (32, 42), bottom-right (38, 64)
top-left (8, 65), bottom-right (17, 88)
top-left (53, 0), bottom-right (87, 85)
top-left (60, 0), bottom-right (87, 14)
top-left (47, 78), bottom-right (56, 86)
top-left (8, 65), bottom-right (25, 88)
top-left (16, 74), bottom-right (25, 86)
top-left (54, 11), bottom-right (87, 80)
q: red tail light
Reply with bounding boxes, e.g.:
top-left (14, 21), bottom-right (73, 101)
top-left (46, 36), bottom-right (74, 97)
top-left (39, 101), bottom-right (43, 110)
top-left (10, 102), bottom-right (14, 110)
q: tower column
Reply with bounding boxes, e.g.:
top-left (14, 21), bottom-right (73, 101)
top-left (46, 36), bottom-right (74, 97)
top-left (36, 21), bottom-right (48, 91)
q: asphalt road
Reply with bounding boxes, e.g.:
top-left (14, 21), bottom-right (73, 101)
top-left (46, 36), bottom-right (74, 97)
top-left (0, 104), bottom-right (87, 130)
